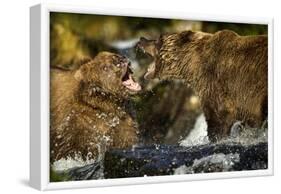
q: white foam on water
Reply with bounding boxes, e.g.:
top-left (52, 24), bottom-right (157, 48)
top-left (174, 153), bottom-right (240, 175)
top-left (52, 154), bottom-right (96, 172)
top-left (220, 127), bottom-right (268, 146)
top-left (192, 153), bottom-right (240, 171)
top-left (174, 165), bottom-right (189, 175)
top-left (180, 113), bottom-right (209, 146)
top-left (179, 113), bottom-right (267, 147)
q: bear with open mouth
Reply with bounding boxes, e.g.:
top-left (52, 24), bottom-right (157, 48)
top-left (50, 51), bottom-right (141, 163)
top-left (136, 30), bottom-right (268, 142)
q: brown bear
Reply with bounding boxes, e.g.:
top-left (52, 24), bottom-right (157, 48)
top-left (136, 30), bottom-right (268, 142)
top-left (50, 51), bottom-right (141, 163)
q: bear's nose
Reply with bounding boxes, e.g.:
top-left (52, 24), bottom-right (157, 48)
top-left (122, 56), bottom-right (129, 63)
top-left (116, 58), bottom-right (129, 68)
top-left (119, 57), bottom-right (130, 67)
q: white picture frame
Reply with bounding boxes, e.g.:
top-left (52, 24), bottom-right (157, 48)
top-left (30, 3), bottom-right (274, 191)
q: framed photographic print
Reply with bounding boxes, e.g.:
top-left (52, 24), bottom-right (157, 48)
top-left (30, 3), bottom-right (274, 191)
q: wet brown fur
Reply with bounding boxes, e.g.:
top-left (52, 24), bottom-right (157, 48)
top-left (50, 52), bottom-right (139, 163)
top-left (139, 30), bottom-right (268, 141)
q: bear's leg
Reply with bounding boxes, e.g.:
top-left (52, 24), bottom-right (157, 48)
top-left (204, 106), bottom-right (235, 142)
top-left (208, 120), bottom-right (234, 142)
top-left (203, 109), bottom-right (224, 142)
top-left (206, 120), bottom-right (223, 142)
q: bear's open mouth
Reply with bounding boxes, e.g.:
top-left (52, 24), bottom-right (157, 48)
top-left (144, 61), bottom-right (156, 80)
top-left (122, 66), bottom-right (141, 92)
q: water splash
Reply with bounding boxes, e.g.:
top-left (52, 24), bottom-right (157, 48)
top-left (180, 114), bottom-right (209, 146)
top-left (180, 114), bottom-right (268, 147)
top-left (52, 134), bottom-right (111, 173)
top-left (174, 153), bottom-right (240, 174)
top-left (52, 154), bottom-right (96, 172)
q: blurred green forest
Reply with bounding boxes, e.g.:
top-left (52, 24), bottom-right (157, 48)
top-left (202, 22), bottom-right (267, 35)
top-left (50, 12), bottom-right (267, 69)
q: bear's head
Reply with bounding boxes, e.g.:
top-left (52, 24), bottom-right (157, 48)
top-left (74, 51), bottom-right (141, 98)
top-left (137, 31), bottom-right (208, 81)
top-left (135, 36), bottom-right (161, 80)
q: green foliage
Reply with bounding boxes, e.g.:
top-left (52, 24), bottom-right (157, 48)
top-left (202, 22), bottom-right (267, 35)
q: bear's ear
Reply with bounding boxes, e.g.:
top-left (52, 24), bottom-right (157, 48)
top-left (179, 30), bottom-right (194, 43)
top-left (74, 69), bottom-right (83, 81)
